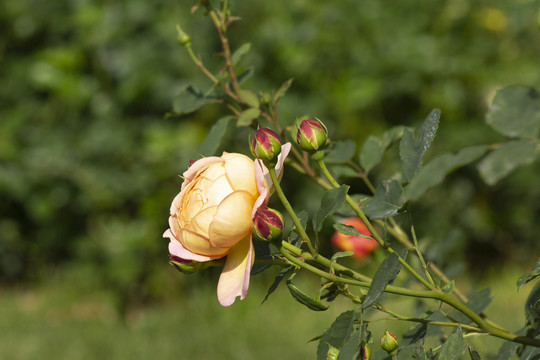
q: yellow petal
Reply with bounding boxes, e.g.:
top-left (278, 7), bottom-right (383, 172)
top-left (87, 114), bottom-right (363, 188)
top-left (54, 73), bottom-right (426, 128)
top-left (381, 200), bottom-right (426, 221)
top-left (181, 228), bottom-right (228, 257)
top-left (217, 236), bottom-right (253, 306)
top-left (192, 205), bottom-right (218, 236)
top-left (208, 190), bottom-right (254, 248)
top-left (223, 154), bottom-right (258, 198)
top-left (204, 173), bottom-right (234, 207)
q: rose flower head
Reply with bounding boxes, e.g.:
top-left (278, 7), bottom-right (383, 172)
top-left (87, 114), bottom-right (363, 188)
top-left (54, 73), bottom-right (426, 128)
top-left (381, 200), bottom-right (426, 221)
top-left (296, 119), bottom-right (328, 153)
top-left (164, 144), bottom-right (291, 306)
top-left (251, 128), bottom-right (282, 165)
top-left (252, 207), bottom-right (284, 242)
top-left (331, 217), bottom-right (378, 260)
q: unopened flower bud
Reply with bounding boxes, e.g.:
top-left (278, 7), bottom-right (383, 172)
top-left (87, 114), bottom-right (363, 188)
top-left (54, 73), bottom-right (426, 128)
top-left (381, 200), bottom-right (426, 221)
top-left (176, 24), bottom-right (191, 46)
top-left (359, 342), bottom-right (371, 360)
top-left (380, 331), bottom-right (398, 355)
top-left (326, 344), bottom-right (340, 360)
top-left (296, 119), bottom-right (328, 153)
top-left (251, 128), bottom-right (282, 165)
top-left (252, 208), bottom-right (284, 242)
top-left (170, 256), bottom-right (202, 274)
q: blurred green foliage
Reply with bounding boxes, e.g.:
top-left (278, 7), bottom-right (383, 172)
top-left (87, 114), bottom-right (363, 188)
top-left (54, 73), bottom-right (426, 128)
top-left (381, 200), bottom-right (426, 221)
top-left (1, 0), bottom-right (539, 313)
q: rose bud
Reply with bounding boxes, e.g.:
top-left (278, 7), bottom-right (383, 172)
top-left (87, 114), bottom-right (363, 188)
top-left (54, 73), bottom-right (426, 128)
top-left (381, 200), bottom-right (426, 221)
top-left (251, 128), bottom-right (282, 165)
top-left (359, 342), bottom-right (371, 360)
top-left (252, 207), bottom-right (284, 242)
top-left (380, 331), bottom-right (398, 355)
top-left (296, 119), bottom-right (328, 153)
top-left (169, 256), bottom-right (203, 274)
top-left (331, 217), bottom-right (378, 260)
top-left (326, 344), bottom-right (340, 360)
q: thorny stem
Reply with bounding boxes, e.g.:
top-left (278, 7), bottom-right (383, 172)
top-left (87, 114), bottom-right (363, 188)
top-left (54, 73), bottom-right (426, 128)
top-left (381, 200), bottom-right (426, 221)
top-left (279, 240), bottom-right (540, 348)
top-left (317, 158), bottom-right (435, 291)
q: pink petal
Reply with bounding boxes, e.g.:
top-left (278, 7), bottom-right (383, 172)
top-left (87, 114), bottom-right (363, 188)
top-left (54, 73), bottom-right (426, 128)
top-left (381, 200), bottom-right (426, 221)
top-left (217, 235), bottom-right (253, 306)
top-left (275, 142), bottom-right (292, 179)
top-left (165, 230), bottom-right (224, 262)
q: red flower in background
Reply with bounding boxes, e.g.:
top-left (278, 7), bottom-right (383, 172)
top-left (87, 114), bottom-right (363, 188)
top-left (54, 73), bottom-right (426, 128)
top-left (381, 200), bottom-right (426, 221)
top-left (331, 217), bottom-right (378, 260)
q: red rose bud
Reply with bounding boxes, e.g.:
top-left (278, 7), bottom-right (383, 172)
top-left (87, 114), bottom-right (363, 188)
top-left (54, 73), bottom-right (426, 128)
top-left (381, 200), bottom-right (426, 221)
top-left (170, 256), bottom-right (203, 274)
top-left (296, 119), bottom-right (328, 153)
top-left (332, 217), bottom-right (378, 260)
top-left (380, 331), bottom-right (398, 355)
top-left (326, 344), bottom-right (340, 360)
top-left (359, 343), bottom-right (371, 360)
top-left (251, 128), bottom-right (282, 165)
top-left (252, 207), bottom-right (284, 242)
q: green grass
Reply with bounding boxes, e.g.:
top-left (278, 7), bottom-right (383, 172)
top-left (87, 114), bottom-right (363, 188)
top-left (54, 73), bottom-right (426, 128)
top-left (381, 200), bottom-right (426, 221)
top-left (0, 266), bottom-right (534, 359)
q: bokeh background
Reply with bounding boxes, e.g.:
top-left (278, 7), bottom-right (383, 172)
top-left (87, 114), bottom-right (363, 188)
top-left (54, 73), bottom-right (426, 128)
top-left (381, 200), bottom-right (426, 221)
top-left (1, 0), bottom-right (539, 358)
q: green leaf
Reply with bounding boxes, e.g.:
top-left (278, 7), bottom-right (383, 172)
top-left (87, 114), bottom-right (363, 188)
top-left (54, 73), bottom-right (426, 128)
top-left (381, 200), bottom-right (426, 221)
top-left (238, 89), bottom-right (260, 108)
top-left (519, 343), bottom-right (540, 359)
top-left (437, 327), bottom-right (467, 360)
top-left (237, 66), bottom-right (254, 84)
top-left (360, 136), bottom-right (384, 172)
top-left (287, 280), bottom-right (328, 311)
top-left (261, 266), bottom-right (294, 304)
top-left (231, 42), bottom-right (251, 65)
top-left (452, 288), bottom-right (492, 324)
top-left (326, 140), bottom-right (357, 164)
top-left (397, 343), bottom-right (427, 360)
top-left (331, 251), bottom-right (355, 261)
top-left (405, 145), bottom-right (489, 201)
top-left (468, 347), bottom-right (481, 360)
top-left (517, 258), bottom-right (540, 290)
top-left (477, 140), bottom-right (537, 186)
top-left (198, 116), bottom-right (233, 156)
top-left (486, 85), bottom-right (540, 139)
top-left (383, 125), bottom-right (406, 148)
top-left (399, 109), bottom-right (441, 182)
top-left (317, 311), bottom-right (356, 360)
top-left (363, 180), bottom-right (404, 219)
top-left (237, 107), bottom-right (261, 126)
top-left (332, 223), bottom-right (372, 239)
top-left (274, 78), bottom-right (294, 103)
top-left (337, 329), bottom-right (362, 360)
top-left (494, 341), bottom-right (520, 360)
top-left (363, 248), bottom-right (408, 309)
top-left (525, 282), bottom-right (540, 323)
top-left (313, 185), bottom-right (349, 233)
top-left (289, 210), bottom-right (308, 247)
top-left (172, 85), bottom-right (219, 115)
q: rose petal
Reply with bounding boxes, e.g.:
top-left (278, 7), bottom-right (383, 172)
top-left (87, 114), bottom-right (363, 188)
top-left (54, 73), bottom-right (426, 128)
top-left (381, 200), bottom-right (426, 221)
top-left (275, 142), bottom-right (292, 179)
top-left (165, 230), bottom-right (224, 261)
top-left (217, 235), bottom-right (253, 306)
top-left (191, 205), bottom-right (218, 236)
top-left (181, 228), bottom-right (229, 256)
top-left (208, 191), bottom-right (254, 248)
top-left (181, 156), bottom-right (222, 190)
top-left (223, 154), bottom-right (258, 197)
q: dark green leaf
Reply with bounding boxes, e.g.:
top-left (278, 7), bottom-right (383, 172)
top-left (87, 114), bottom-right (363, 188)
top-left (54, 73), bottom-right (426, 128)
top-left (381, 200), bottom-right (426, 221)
top-left (231, 42), bottom-right (251, 65)
top-left (405, 145), bottom-right (488, 201)
top-left (360, 136), bottom-right (384, 172)
top-left (274, 78), bottom-right (294, 103)
top-left (261, 266), bottom-right (294, 304)
top-left (326, 140), bottom-right (357, 164)
top-left (517, 258), bottom-right (540, 290)
top-left (397, 343), bottom-right (427, 360)
top-left (237, 66), bottom-right (254, 84)
top-left (525, 282), bottom-right (540, 323)
top-left (317, 311), bottom-right (356, 360)
top-left (468, 347), bottom-right (481, 360)
top-left (519, 344), bottom-right (540, 360)
top-left (437, 327), bottom-right (467, 360)
top-left (383, 125), bottom-right (406, 148)
top-left (494, 341), bottom-right (520, 360)
top-left (238, 89), bottom-right (260, 108)
top-left (337, 330), bottom-right (362, 360)
top-left (486, 85), bottom-right (540, 139)
top-left (399, 109), bottom-right (441, 182)
top-left (363, 180), bottom-right (404, 219)
top-left (289, 210), bottom-right (308, 247)
top-left (198, 116), bottom-right (233, 156)
top-left (333, 224), bottom-right (372, 239)
top-left (237, 107), bottom-right (261, 126)
top-left (363, 248), bottom-right (408, 309)
top-left (477, 140), bottom-right (537, 186)
top-left (172, 85), bottom-right (219, 115)
top-left (313, 185), bottom-right (349, 233)
top-left (287, 279), bottom-right (328, 311)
